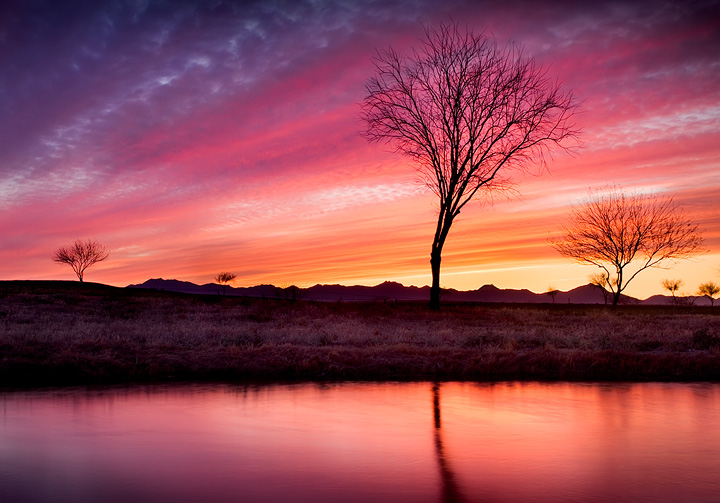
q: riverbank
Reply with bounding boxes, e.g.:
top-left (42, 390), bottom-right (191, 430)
top-left (1, 281), bottom-right (719, 387)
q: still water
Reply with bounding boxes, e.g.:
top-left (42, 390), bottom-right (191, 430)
top-left (1, 381), bottom-right (719, 503)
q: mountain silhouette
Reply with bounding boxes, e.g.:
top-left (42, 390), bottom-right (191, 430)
top-left (126, 278), bottom-right (678, 304)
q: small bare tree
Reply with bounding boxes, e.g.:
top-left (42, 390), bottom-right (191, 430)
top-left (362, 22), bottom-right (578, 309)
top-left (546, 285), bottom-right (559, 303)
top-left (52, 239), bottom-right (109, 282)
top-left (550, 188), bottom-right (704, 308)
top-left (662, 278), bottom-right (684, 305)
top-left (214, 272), bottom-right (236, 295)
top-left (588, 273), bottom-right (611, 305)
top-left (698, 281), bottom-right (720, 313)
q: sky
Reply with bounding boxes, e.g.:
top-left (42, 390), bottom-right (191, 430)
top-left (1, 0), bottom-right (719, 299)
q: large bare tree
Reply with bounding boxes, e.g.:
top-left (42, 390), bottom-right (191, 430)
top-left (361, 22), bottom-right (578, 309)
top-left (550, 188), bottom-right (704, 308)
top-left (52, 239), bottom-right (109, 282)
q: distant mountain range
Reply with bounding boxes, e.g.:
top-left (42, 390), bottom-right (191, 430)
top-left (127, 278), bottom-right (704, 305)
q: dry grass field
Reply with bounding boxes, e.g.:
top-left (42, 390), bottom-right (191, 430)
top-left (1, 281), bottom-right (719, 387)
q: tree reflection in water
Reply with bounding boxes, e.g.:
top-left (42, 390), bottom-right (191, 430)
top-left (432, 382), bottom-right (465, 503)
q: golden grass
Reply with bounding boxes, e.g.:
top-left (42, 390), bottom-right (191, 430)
top-left (1, 281), bottom-right (719, 387)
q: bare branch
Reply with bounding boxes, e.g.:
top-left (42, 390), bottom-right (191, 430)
top-left (215, 272), bottom-right (237, 285)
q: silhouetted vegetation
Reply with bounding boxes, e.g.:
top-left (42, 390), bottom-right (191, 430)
top-left (362, 21), bottom-right (578, 309)
top-left (1, 281), bottom-right (719, 388)
top-left (52, 239), bottom-right (109, 282)
top-left (546, 286), bottom-right (559, 303)
top-left (214, 272), bottom-right (236, 295)
top-left (588, 273), bottom-right (611, 305)
top-left (550, 188), bottom-right (704, 308)
top-left (698, 281), bottom-right (720, 313)
top-left (662, 279), bottom-right (684, 305)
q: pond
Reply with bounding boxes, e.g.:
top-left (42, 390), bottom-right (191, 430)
top-left (1, 381), bottom-right (719, 503)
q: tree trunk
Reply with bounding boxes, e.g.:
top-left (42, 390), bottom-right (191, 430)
top-left (611, 270), bottom-right (623, 309)
top-left (429, 206), bottom-right (454, 310)
top-left (430, 251), bottom-right (442, 310)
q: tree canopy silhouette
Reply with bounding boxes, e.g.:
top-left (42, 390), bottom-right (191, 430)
top-left (698, 281), bottom-right (719, 313)
top-left (662, 278), bottom-right (684, 305)
top-left (52, 239), bottom-right (109, 282)
top-left (361, 21), bottom-right (578, 309)
top-left (550, 188), bottom-right (704, 308)
top-left (215, 272), bottom-right (236, 295)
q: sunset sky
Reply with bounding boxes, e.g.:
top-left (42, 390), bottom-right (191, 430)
top-left (2, 0), bottom-right (719, 299)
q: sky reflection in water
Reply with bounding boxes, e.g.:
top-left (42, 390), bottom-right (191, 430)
top-left (1, 381), bottom-right (719, 503)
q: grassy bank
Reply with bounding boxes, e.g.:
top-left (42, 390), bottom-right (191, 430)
top-left (1, 281), bottom-right (719, 387)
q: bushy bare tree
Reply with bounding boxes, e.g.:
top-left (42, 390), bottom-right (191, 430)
top-left (698, 281), bottom-right (720, 313)
top-left (52, 239), bottom-right (109, 282)
top-left (362, 22), bottom-right (578, 309)
top-left (662, 278), bottom-right (684, 305)
top-left (550, 188), bottom-right (704, 308)
top-left (588, 272), bottom-right (611, 305)
top-left (214, 272), bottom-right (236, 295)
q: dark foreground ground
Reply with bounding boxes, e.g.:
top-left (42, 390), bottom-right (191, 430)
top-left (1, 281), bottom-right (719, 387)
